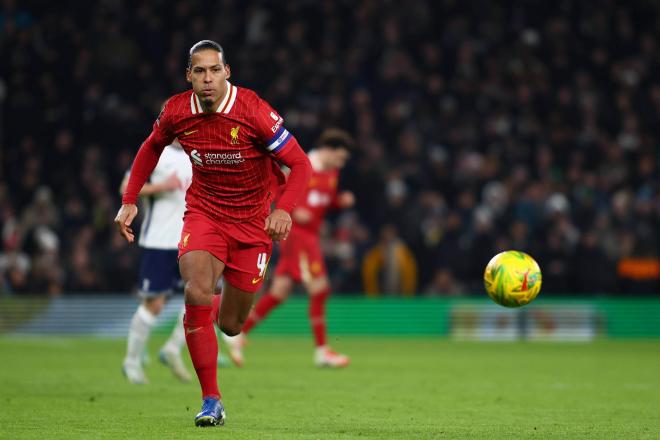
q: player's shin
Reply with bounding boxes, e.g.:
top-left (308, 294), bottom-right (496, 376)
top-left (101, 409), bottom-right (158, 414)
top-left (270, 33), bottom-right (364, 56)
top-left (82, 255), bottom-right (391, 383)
top-left (160, 306), bottom-right (192, 382)
top-left (125, 304), bottom-right (156, 364)
top-left (309, 287), bottom-right (349, 367)
top-left (163, 306), bottom-right (186, 353)
top-left (309, 288), bottom-right (330, 347)
top-left (184, 304), bottom-right (220, 399)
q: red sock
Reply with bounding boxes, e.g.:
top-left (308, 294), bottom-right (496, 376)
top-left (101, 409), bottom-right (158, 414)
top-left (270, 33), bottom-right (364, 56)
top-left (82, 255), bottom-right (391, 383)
top-left (242, 292), bottom-right (281, 334)
top-left (211, 293), bottom-right (222, 326)
top-left (184, 304), bottom-right (219, 399)
top-left (309, 288), bottom-right (330, 347)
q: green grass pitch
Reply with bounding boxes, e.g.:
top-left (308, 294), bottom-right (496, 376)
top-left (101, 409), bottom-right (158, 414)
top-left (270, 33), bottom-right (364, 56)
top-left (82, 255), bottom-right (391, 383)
top-left (0, 336), bottom-right (658, 439)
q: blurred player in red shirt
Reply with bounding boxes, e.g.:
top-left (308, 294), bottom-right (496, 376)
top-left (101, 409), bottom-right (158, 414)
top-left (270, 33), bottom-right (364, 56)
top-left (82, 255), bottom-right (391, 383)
top-left (225, 129), bottom-right (355, 368)
top-left (114, 40), bottom-right (312, 427)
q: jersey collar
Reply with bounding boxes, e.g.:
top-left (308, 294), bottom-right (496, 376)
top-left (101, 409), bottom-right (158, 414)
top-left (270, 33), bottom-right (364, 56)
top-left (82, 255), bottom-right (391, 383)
top-left (190, 81), bottom-right (237, 115)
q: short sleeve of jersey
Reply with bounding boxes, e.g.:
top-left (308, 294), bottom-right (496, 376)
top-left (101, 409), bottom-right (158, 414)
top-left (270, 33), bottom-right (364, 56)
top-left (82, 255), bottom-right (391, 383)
top-left (151, 99), bottom-right (175, 147)
top-left (253, 98), bottom-right (294, 156)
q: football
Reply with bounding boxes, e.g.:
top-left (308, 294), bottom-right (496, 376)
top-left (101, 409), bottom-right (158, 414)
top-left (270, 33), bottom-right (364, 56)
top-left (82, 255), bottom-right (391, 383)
top-left (483, 250), bottom-right (542, 307)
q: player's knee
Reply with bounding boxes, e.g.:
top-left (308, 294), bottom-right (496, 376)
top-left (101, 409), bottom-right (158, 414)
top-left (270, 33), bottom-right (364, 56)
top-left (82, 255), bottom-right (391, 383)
top-left (271, 276), bottom-right (293, 300)
top-left (144, 298), bottom-right (165, 316)
top-left (184, 279), bottom-right (212, 305)
top-left (147, 294), bottom-right (167, 310)
top-left (220, 321), bottom-right (241, 336)
top-left (271, 289), bottom-right (289, 301)
top-left (306, 277), bottom-right (330, 295)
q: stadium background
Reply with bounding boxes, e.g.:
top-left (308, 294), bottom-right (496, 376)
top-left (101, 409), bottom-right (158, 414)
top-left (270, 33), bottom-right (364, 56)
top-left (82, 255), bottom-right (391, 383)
top-left (1, 0), bottom-right (658, 333)
top-left (0, 1), bottom-right (659, 438)
top-left (1, 0), bottom-right (657, 298)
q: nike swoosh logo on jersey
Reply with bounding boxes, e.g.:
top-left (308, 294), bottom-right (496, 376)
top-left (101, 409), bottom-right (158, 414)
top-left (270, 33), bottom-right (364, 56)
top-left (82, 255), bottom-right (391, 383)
top-left (183, 129), bottom-right (198, 136)
top-left (251, 277), bottom-right (262, 284)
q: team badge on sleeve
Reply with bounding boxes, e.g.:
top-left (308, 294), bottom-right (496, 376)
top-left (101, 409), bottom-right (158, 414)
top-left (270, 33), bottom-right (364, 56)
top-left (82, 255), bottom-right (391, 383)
top-left (270, 112), bottom-right (284, 133)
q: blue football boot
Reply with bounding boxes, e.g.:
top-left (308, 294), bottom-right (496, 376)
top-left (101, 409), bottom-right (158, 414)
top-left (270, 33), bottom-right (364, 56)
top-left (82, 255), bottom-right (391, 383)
top-left (194, 397), bottom-right (225, 427)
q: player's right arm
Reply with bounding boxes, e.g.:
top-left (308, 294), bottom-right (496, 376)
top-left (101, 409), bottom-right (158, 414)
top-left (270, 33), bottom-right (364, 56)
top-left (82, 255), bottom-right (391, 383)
top-left (115, 101), bottom-right (175, 243)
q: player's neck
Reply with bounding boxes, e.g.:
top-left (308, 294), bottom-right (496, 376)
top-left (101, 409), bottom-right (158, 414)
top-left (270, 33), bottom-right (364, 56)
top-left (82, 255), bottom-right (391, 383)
top-left (199, 82), bottom-right (229, 113)
top-left (200, 101), bottom-right (217, 113)
top-left (200, 96), bottom-right (222, 113)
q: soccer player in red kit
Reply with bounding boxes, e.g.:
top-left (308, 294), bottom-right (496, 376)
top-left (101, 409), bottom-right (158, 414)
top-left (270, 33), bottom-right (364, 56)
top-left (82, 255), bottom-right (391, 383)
top-left (224, 129), bottom-right (355, 368)
top-left (114, 40), bottom-right (312, 427)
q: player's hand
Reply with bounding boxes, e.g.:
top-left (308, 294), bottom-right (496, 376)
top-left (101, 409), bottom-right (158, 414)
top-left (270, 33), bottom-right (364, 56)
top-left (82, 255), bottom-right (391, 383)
top-left (114, 204), bottom-right (138, 243)
top-left (292, 207), bottom-right (312, 224)
top-left (161, 172), bottom-right (182, 191)
top-left (338, 191), bottom-right (355, 209)
top-left (265, 208), bottom-right (292, 241)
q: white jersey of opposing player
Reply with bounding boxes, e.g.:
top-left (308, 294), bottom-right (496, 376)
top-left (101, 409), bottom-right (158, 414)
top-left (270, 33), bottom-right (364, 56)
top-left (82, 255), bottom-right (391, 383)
top-left (136, 145), bottom-right (192, 249)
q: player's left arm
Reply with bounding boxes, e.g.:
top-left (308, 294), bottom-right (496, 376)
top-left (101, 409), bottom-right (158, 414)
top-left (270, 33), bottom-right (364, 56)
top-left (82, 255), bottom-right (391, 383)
top-left (270, 138), bottom-right (312, 213)
top-left (266, 136), bottom-right (312, 240)
top-left (253, 99), bottom-right (312, 241)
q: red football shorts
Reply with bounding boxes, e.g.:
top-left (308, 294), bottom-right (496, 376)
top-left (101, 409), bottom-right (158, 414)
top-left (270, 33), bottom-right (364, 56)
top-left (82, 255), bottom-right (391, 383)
top-left (178, 211), bottom-right (272, 293)
top-left (274, 228), bottom-right (327, 283)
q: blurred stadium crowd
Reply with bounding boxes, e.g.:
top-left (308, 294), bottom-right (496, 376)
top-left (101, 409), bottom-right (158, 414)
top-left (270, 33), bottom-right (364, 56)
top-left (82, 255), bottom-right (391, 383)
top-left (0, 0), bottom-right (657, 296)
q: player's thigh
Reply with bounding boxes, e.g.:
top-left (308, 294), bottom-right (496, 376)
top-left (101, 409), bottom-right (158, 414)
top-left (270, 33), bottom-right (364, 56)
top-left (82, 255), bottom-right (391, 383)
top-left (270, 275), bottom-right (295, 301)
top-left (299, 238), bottom-right (328, 293)
top-left (222, 218), bottom-right (272, 292)
top-left (218, 280), bottom-right (255, 332)
top-left (179, 250), bottom-right (225, 305)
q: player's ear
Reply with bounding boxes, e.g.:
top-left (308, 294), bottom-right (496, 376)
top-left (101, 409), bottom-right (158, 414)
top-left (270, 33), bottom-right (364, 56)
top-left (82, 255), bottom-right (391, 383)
top-left (186, 68), bottom-right (192, 83)
top-left (225, 64), bottom-right (231, 79)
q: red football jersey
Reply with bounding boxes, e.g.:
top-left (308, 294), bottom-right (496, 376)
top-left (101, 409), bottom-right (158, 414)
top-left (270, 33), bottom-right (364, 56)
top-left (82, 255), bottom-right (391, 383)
top-left (149, 82), bottom-right (294, 222)
top-left (291, 168), bottom-right (340, 235)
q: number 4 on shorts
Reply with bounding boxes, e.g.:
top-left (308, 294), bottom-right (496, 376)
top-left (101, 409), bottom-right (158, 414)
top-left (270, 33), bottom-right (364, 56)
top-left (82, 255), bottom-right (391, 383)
top-left (256, 253), bottom-right (268, 277)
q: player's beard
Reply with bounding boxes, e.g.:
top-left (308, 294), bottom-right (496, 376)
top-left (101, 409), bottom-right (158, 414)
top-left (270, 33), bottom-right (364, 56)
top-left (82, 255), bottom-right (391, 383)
top-left (199, 95), bottom-right (216, 112)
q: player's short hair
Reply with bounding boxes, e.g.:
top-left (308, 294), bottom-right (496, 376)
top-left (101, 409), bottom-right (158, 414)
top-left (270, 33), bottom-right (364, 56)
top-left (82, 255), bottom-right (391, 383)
top-left (188, 40), bottom-right (227, 68)
top-left (316, 128), bottom-right (355, 151)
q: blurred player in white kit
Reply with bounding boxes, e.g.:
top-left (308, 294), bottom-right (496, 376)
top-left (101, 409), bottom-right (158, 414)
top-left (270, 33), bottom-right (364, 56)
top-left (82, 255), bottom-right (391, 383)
top-left (121, 140), bottom-right (193, 384)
